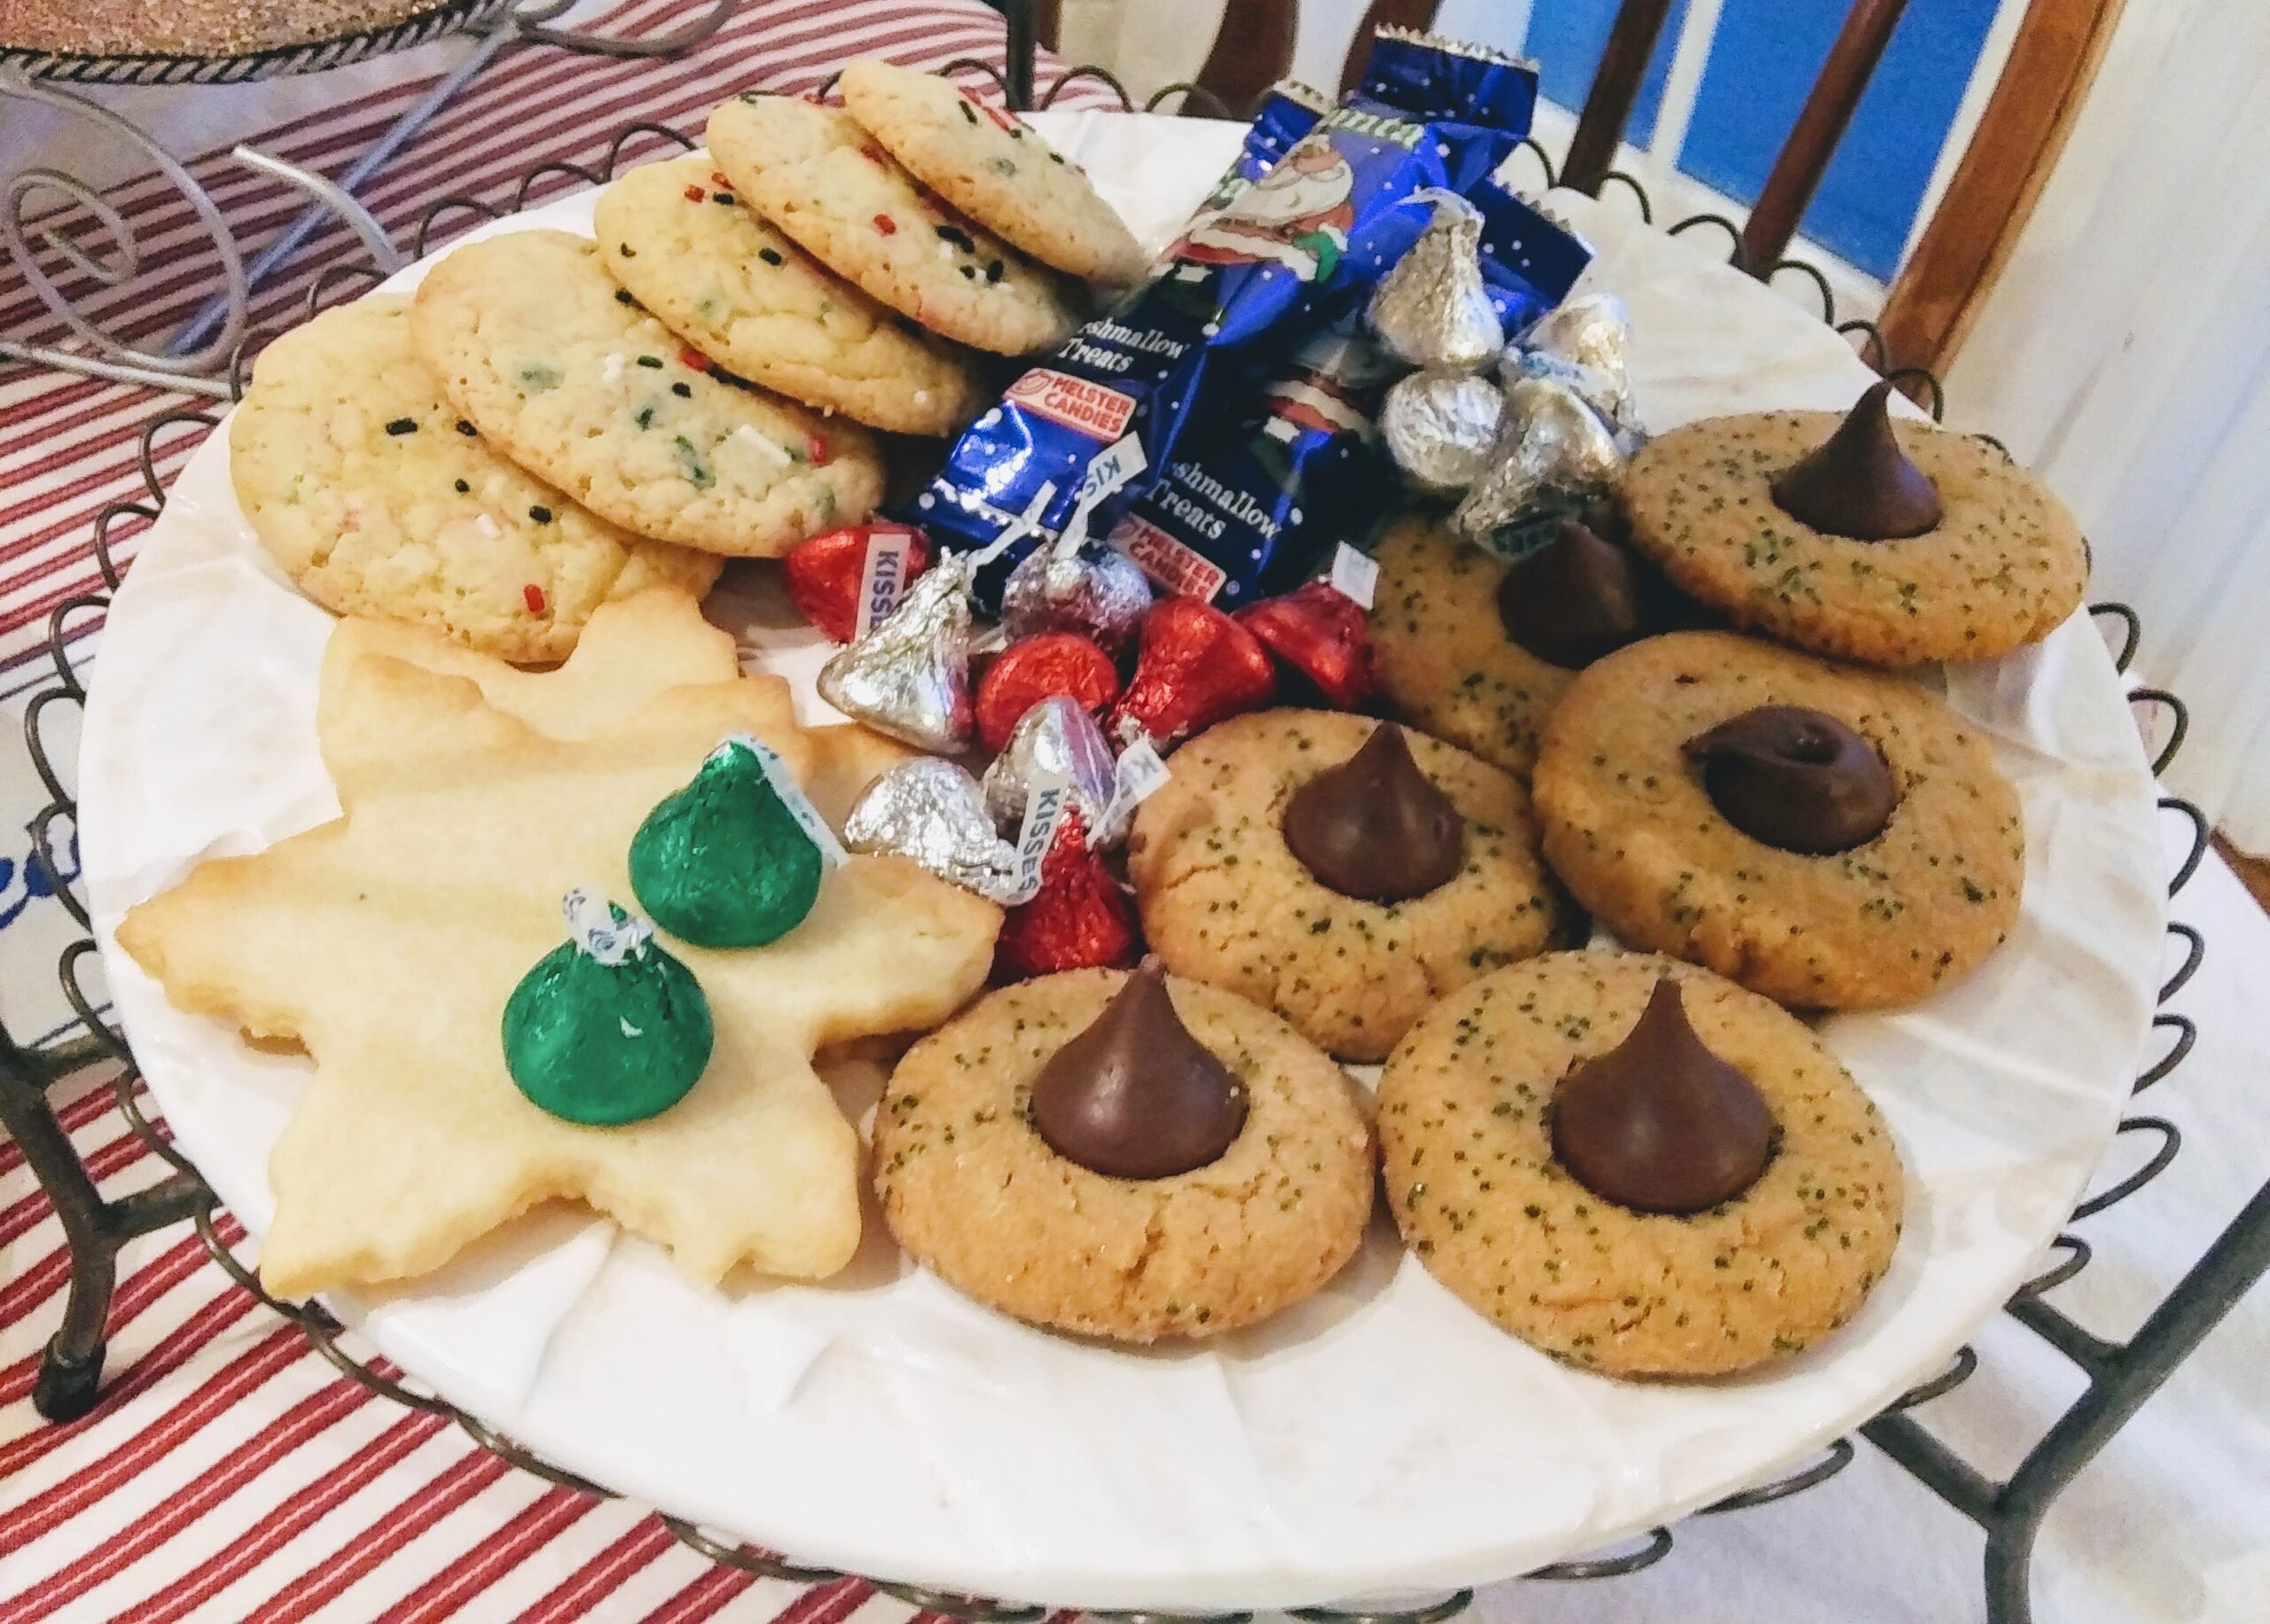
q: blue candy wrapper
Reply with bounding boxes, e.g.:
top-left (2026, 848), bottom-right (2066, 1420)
top-left (911, 32), bottom-right (1546, 601)
top-left (1209, 80), bottom-right (1332, 204)
top-left (1106, 176), bottom-right (1592, 605)
top-left (1475, 182), bottom-right (1594, 333)
top-left (1106, 312), bottom-right (1394, 605)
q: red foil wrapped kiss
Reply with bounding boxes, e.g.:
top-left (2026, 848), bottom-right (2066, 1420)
top-left (995, 807), bottom-right (1140, 980)
top-left (784, 523), bottom-right (935, 644)
top-left (1108, 598), bottom-right (1278, 746)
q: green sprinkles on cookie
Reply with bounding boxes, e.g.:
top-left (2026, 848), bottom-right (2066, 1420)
top-left (1624, 402), bottom-right (2087, 666)
top-left (1378, 951), bottom-right (1904, 1377)
top-left (1531, 631), bottom-right (2025, 1010)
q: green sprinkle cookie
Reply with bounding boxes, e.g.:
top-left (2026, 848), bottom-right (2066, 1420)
top-left (1378, 950), bottom-right (1906, 1377)
top-left (1530, 630), bottom-right (2024, 1009)
top-left (1623, 406), bottom-right (2086, 666)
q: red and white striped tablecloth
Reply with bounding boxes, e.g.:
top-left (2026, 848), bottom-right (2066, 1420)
top-left (0, 4), bottom-right (1113, 1615)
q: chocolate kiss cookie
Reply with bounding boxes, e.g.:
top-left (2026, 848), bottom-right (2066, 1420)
top-left (1684, 704), bottom-right (1898, 855)
top-left (1282, 723), bottom-right (1465, 902)
top-left (1550, 976), bottom-right (1774, 1214)
top-left (1129, 710), bottom-right (1571, 1062)
top-left (1369, 518), bottom-right (1694, 783)
top-left (1621, 396), bottom-right (2086, 666)
top-left (875, 968), bottom-right (1373, 1342)
top-left (1379, 952), bottom-right (1905, 1376)
top-left (1769, 380), bottom-right (1943, 541)
top-left (1495, 518), bottom-right (1649, 669)
top-left (1029, 962), bottom-right (1248, 1179)
top-left (1532, 631), bottom-right (2023, 1010)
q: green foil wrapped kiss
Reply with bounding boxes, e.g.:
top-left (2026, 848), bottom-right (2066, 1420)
top-left (503, 890), bottom-right (713, 1126)
top-left (629, 734), bottom-right (828, 949)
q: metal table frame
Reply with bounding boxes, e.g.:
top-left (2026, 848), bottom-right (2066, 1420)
top-left (0, 0), bottom-right (738, 395)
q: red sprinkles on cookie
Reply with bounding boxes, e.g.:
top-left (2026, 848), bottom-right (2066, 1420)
top-left (523, 584), bottom-right (547, 614)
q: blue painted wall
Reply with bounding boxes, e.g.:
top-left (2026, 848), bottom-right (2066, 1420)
top-left (1523, 0), bottom-right (2003, 278)
top-left (1524, 0), bottom-right (1690, 148)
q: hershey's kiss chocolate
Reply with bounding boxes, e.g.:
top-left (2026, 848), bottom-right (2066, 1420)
top-left (1507, 350), bottom-right (1642, 454)
top-left (1513, 293), bottom-right (1641, 448)
top-left (1496, 519), bottom-right (1647, 668)
top-left (843, 757), bottom-right (1022, 902)
top-left (981, 694), bottom-right (1117, 834)
top-left (1382, 369), bottom-right (1504, 495)
top-left (1683, 704), bottom-right (1898, 855)
top-left (1368, 191), bottom-right (1505, 371)
top-left (1282, 724), bottom-right (1464, 902)
top-left (1769, 379), bottom-right (1944, 541)
top-left (1550, 977), bottom-right (1774, 1215)
top-left (503, 891), bottom-right (712, 1128)
top-left (1029, 962), bottom-right (1248, 1180)
top-left (1521, 291), bottom-right (1633, 377)
top-left (999, 532), bottom-right (1155, 657)
top-left (816, 555), bottom-right (975, 753)
top-left (1452, 374), bottom-right (1625, 553)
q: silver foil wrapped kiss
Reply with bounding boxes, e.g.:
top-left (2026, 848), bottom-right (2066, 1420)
top-left (981, 696), bottom-right (1120, 838)
top-left (998, 530), bottom-right (1154, 656)
top-left (816, 554), bottom-right (975, 753)
top-left (1452, 374), bottom-right (1627, 551)
top-left (1514, 291), bottom-right (1641, 447)
top-left (1381, 370), bottom-right (1505, 496)
top-left (843, 757), bottom-right (1022, 902)
top-left (1368, 191), bottom-right (1504, 372)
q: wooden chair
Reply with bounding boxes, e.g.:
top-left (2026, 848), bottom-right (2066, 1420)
top-left (1034, 0), bottom-right (2128, 378)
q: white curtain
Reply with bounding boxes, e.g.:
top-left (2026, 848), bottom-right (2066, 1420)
top-left (1944, 0), bottom-right (2270, 852)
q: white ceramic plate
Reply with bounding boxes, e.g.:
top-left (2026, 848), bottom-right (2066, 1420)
top-left (78, 114), bottom-right (2166, 1610)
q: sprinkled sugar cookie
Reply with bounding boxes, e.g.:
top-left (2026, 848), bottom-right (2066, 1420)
top-left (838, 60), bottom-right (1147, 284)
top-left (592, 156), bottom-right (984, 436)
top-left (1531, 630), bottom-right (2024, 1009)
top-left (876, 964), bottom-right (1373, 1341)
top-left (410, 230), bottom-right (882, 556)
top-left (706, 92), bottom-right (1080, 356)
top-left (1622, 380), bottom-right (2086, 666)
top-left (230, 296), bottom-right (719, 664)
top-left (1378, 951), bottom-right (1905, 1376)
top-left (1128, 710), bottom-right (1572, 1063)
top-left (1370, 513), bottom-right (1685, 779)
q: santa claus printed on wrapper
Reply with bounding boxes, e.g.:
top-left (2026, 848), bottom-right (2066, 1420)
top-left (1173, 137), bottom-right (1357, 283)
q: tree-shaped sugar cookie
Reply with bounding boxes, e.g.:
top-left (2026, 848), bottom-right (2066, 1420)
top-left (118, 609), bottom-right (998, 1299)
top-left (323, 588), bottom-right (916, 827)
